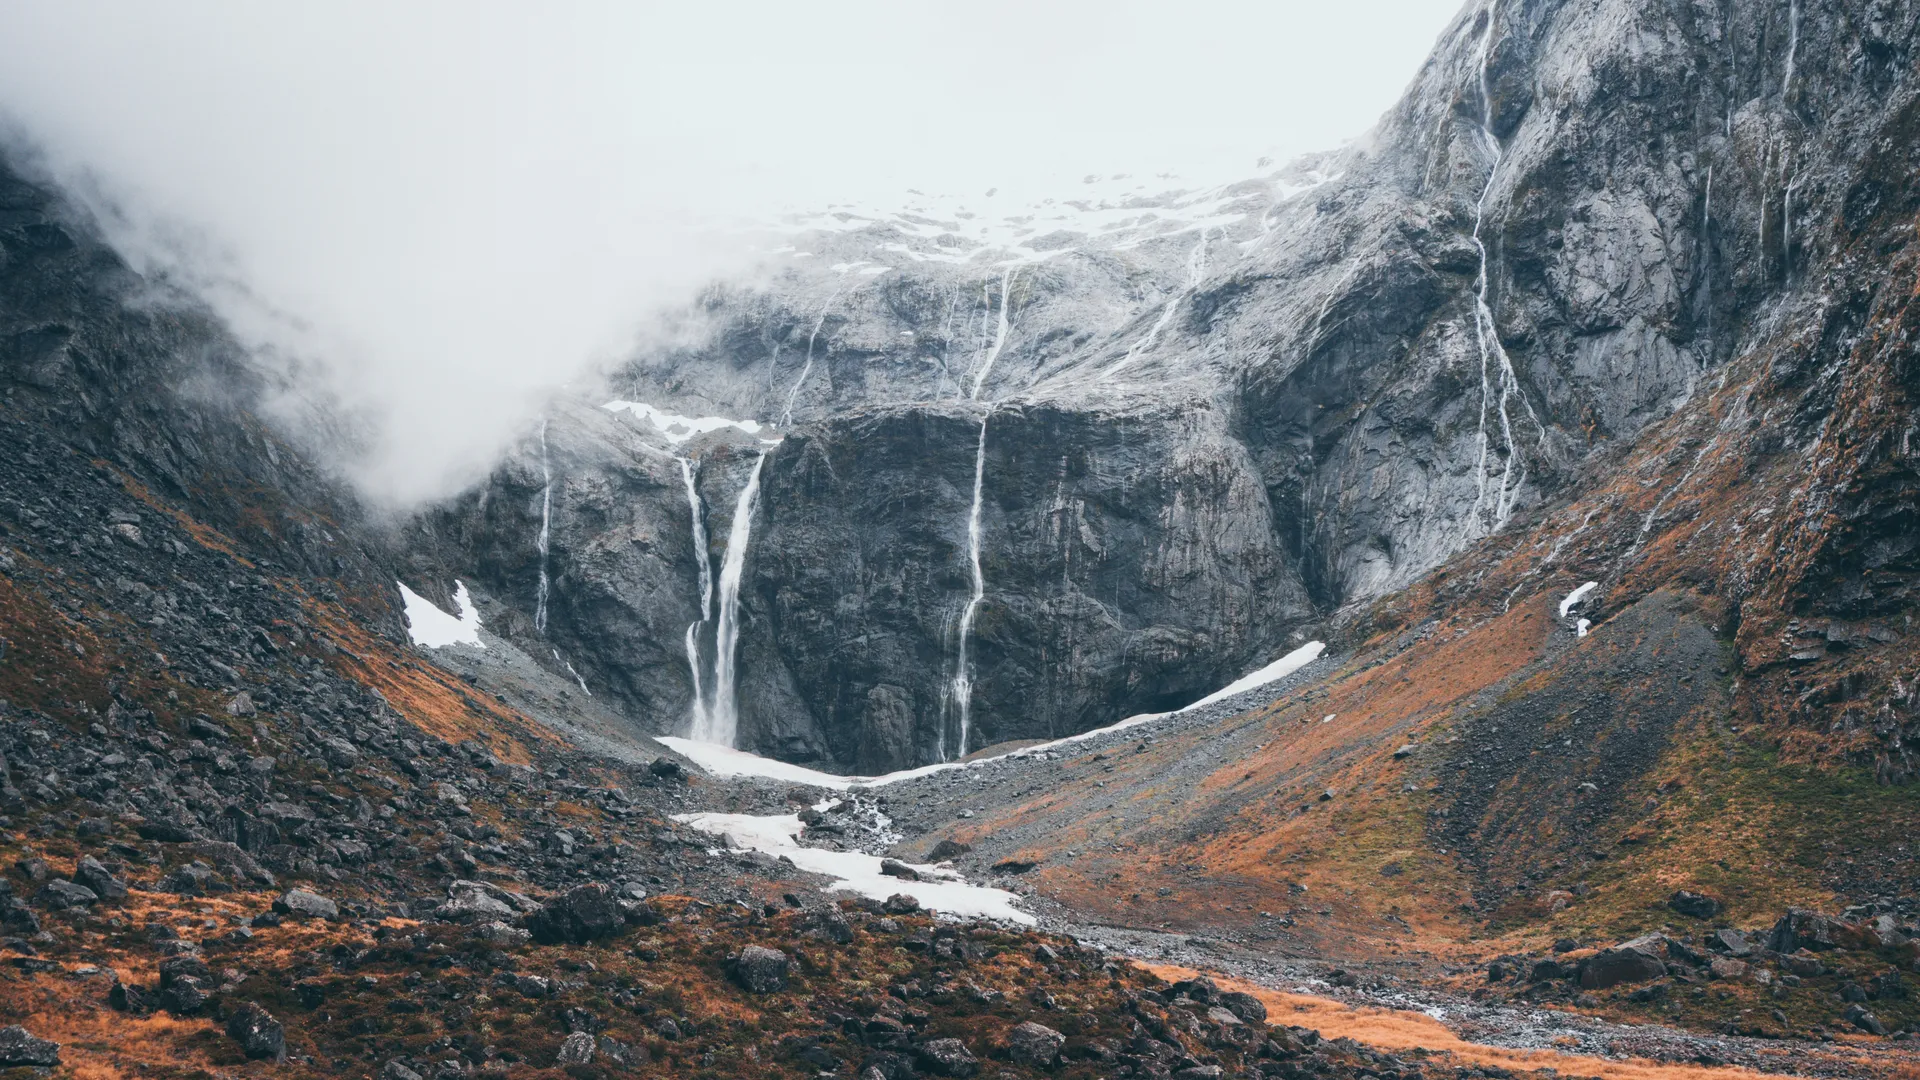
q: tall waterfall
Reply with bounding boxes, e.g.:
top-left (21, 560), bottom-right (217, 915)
top-left (678, 456), bottom-right (714, 735)
top-left (702, 452), bottom-right (769, 747)
top-left (534, 418), bottom-right (553, 634)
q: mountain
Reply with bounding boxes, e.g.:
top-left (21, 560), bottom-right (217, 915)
top-left (4, 0), bottom-right (1920, 1074)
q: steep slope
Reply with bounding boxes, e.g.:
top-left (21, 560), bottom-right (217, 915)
top-left (415, 0), bottom-right (1912, 776)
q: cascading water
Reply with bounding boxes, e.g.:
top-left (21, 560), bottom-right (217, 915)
top-left (704, 452), bottom-right (769, 747)
top-left (1783, 0), bottom-right (1800, 97)
top-left (945, 416), bottom-right (991, 761)
top-left (678, 456), bottom-right (714, 734)
top-left (534, 418), bottom-right (553, 634)
top-left (1103, 227), bottom-right (1211, 379)
top-left (781, 286), bottom-right (844, 427)
top-left (942, 270), bottom-right (1017, 760)
top-left (1464, 0), bottom-right (1544, 539)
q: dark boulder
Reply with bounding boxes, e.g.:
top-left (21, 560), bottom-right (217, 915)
top-left (1006, 1021), bottom-right (1065, 1066)
top-left (73, 857), bottom-right (127, 902)
top-left (1577, 937), bottom-right (1668, 989)
top-left (1217, 990), bottom-right (1268, 1023)
top-left (34, 878), bottom-right (97, 909)
top-left (0, 1025), bottom-right (59, 1066)
top-left (527, 883), bottom-right (623, 944)
top-left (1667, 890), bottom-right (1721, 920)
top-left (916, 1037), bottom-right (979, 1077)
top-left (225, 1002), bottom-right (287, 1062)
top-left (273, 888), bottom-right (338, 919)
top-left (731, 945), bottom-right (790, 993)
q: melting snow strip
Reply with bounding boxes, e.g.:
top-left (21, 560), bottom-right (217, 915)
top-left (398, 581), bottom-right (484, 649)
top-left (1558, 581), bottom-right (1599, 619)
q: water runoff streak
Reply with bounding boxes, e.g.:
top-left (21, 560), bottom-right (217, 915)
top-left (679, 451), bottom-right (769, 748)
top-left (1464, 0), bottom-right (1544, 539)
top-left (534, 419), bottom-right (553, 634)
top-left (943, 268), bottom-right (1016, 760)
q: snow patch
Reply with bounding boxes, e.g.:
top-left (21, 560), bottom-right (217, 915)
top-left (1576, 618), bottom-right (1591, 638)
top-left (399, 581), bottom-right (483, 649)
top-left (1558, 581), bottom-right (1599, 619)
top-left (1182, 641), bottom-right (1326, 711)
top-left (671, 810), bottom-right (1032, 924)
top-left (603, 400), bottom-right (765, 445)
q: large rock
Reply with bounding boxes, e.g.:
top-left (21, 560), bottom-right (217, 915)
top-left (1769, 909), bottom-right (1858, 953)
top-left (437, 879), bottom-right (518, 922)
top-left (1005, 1021), bottom-right (1065, 1066)
top-left (0, 1026), bottom-right (59, 1066)
top-left (1666, 890), bottom-right (1721, 920)
top-left (225, 1003), bottom-right (287, 1062)
top-left (1577, 937), bottom-right (1668, 989)
top-left (731, 945), bottom-right (790, 994)
top-left (34, 878), bottom-right (97, 909)
top-left (556, 1031), bottom-right (596, 1065)
top-left (73, 857), bottom-right (127, 902)
top-left (526, 883), bottom-right (623, 945)
top-left (273, 888), bottom-right (338, 919)
top-left (915, 1038), bottom-right (979, 1077)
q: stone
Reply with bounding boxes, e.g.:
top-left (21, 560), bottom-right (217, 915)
top-left (382, 1063), bottom-right (424, 1080)
top-left (1845, 1004), bottom-right (1888, 1036)
top-left (556, 1031), bottom-right (596, 1065)
top-left (158, 975), bottom-right (208, 1015)
top-left (1707, 928), bottom-right (1752, 956)
top-left (1005, 1021), bottom-right (1065, 1066)
top-left (527, 882), bottom-right (623, 944)
top-left (34, 878), bottom-right (97, 909)
top-left (732, 945), bottom-right (790, 993)
top-left (157, 864), bottom-right (221, 895)
top-left (1578, 939), bottom-right (1668, 989)
top-left (882, 893), bottom-right (921, 915)
top-left (916, 1037), bottom-right (979, 1077)
top-left (73, 857), bottom-right (127, 902)
top-left (1769, 908), bottom-right (1845, 953)
top-left (225, 1002), bottom-right (287, 1062)
top-left (880, 859), bottom-right (921, 881)
top-left (0, 1025), bottom-right (59, 1067)
top-left (927, 839), bottom-right (971, 861)
top-left (273, 888), bottom-right (338, 919)
top-left (1667, 890), bottom-right (1721, 919)
top-left (437, 879), bottom-right (516, 922)
top-left (1217, 989), bottom-right (1268, 1022)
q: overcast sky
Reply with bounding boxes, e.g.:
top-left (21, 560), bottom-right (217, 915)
top-left (0, 0), bottom-right (1463, 506)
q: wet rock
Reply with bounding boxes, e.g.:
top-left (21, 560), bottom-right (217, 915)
top-left (1667, 890), bottom-right (1721, 919)
top-left (0, 1025), bottom-right (59, 1066)
top-left (225, 1002), bottom-right (286, 1062)
top-left (916, 1037), bottom-right (979, 1077)
top-left (527, 882), bottom-right (622, 944)
top-left (1006, 1021), bottom-right (1065, 1066)
top-left (273, 888), bottom-right (338, 919)
top-left (731, 945), bottom-right (790, 993)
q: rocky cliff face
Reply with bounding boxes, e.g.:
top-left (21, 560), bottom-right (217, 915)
top-left (413, 0), bottom-right (1920, 772)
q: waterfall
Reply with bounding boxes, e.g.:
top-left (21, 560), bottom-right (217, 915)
top-left (1464, 0), bottom-right (1544, 539)
top-left (678, 458), bottom-right (713, 621)
top-left (683, 622), bottom-right (708, 734)
top-left (703, 451), bottom-right (769, 747)
top-left (1104, 228), bottom-right (1211, 378)
top-left (946, 415), bottom-right (991, 760)
top-left (1782, 0), bottom-right (1800, 97)
top-left (780, 286), bottom-right (844, 427)
top-left (969, 268), bottom-right (1015, 400)
top-left (534, 418), bottom-right (553, 634)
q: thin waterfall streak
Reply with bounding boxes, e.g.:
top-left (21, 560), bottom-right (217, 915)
top-left (949, 415), bottom-right (991, 761)
top-left (1104, 228), bottom-right (1212, 379)
top-left (708, 452), bottom-right (769, 747)
top-left (684, 622), bottom-right (709, 737)
top-left (677, 457), bottom-right (713, 622)
top-left (534, 418), bottom-right (552, 634)
top-left (970, 268), bottom-right (1015, 401)
top-left (1783, 0), bottom-right (1799, 97)
top-left (781, 286), bottom-right (844, 427)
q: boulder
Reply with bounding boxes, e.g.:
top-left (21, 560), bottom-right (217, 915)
top-left (1844, 1004), bottom-right (1888, 1036)
top-left (1006, 1021), bottom-right (1065, 1066)
top-left (1578, 938), bottom-right (1668, 989)
top-left (437, 879), bottom-right (517, 922)
top-left (35, 878), bottom-right (97, 909)
top-left (882, 893), bottom-right (921, 915)
top-left (1217, 989), bottom-right (1268, 1023)
top-left (225, 1002), bottom-right (287, 1062)
top-left (732, 945), bottom-right (790, 993)
top-left (73, 857), bottom-right (127, 902)
top-left (273, 888), bottom-right (338, 919)
top-left (916, 1037), bottom-right (979, 1077)
top-left (527, 883), bottom-right (623, 944)
top-left (1706, 928), bottom-right (1752, 956)
top-left (556, 1031), bottom-right (596, 1065)
top-left (927, 839), bottom-right (971, 861)
top-left (1769, 908), bottom-right (1845, 952)
top-left (0, 1026), bottom-right (59, 1067)
top-left (879, 859), bottom-right (921, 881)
top-left (1667, 890), bottom-right (1721, 920)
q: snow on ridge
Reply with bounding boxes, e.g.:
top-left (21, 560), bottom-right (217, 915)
top-left (1558, 581), bottom-right (1599, 619)
top-left (603, 400), bottom-right (766, 445)
top-left (399, 581), bottom-right (484, 649)
top-left (670, 809), bottom-right (1032, 924)
top-left (658, 639), bottom-right (1327, 790)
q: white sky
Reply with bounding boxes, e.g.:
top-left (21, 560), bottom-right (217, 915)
top-left (0, 0), bottom-right (1463, 506)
